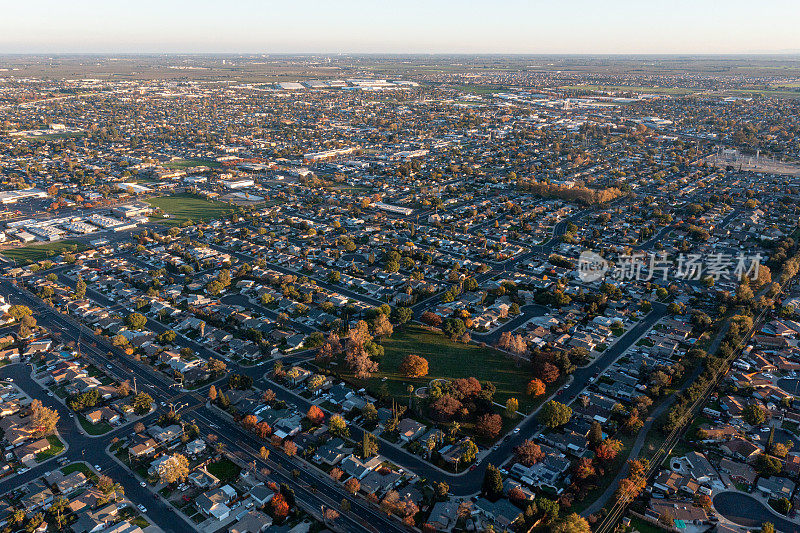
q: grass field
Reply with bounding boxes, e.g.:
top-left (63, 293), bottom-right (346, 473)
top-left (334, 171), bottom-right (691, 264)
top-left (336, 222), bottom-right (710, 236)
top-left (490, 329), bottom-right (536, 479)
top-left (207, 458), bottom-right (241, 483)
top-left (1, 240), bottom-right (88, 265)
top-left (164, 158), bottom-right (221, 169)
top-left (559, 84), bottom-right (697, 96)
top-left (343, 325), bottom-right (536, 411)
top-left (147, 193), bottom-right (238, 226)
top-left (21, 131), bottom-right (86, 142)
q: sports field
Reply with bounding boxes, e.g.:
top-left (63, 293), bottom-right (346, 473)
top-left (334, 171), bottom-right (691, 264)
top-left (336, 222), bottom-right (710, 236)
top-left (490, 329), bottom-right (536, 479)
top-left (1, 241), bottom-right (87, 265)
top-left (146, 193), bottom-right (238, 226)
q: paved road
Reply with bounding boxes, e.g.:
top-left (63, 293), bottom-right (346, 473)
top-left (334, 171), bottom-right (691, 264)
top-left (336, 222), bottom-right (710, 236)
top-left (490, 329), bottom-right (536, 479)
top-left (0, 280), bottom-right (407, 533)
top-left (714, 491), bottom-right (800, 533)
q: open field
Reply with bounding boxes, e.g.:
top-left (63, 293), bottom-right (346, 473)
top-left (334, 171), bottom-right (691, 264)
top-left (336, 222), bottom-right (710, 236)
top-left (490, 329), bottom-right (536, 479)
top-left (559, 84), bottom-right (697, 95)
top-left (1, 240), bottom-right (88, 265)
top-left (163, 158), bottom-right (221, 169)
top-left (147, 193), bottom-right (238, 226)
top-left (341, 325), bottom-right (537, 411)
top-left (19, 131), bottom-right (86, 142)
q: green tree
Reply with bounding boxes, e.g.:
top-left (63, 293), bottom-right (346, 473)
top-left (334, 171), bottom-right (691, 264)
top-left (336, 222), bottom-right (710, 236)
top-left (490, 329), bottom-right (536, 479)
top-left (126, 312), bottom-right (147, 330)
top-left (482, 464), bottom-right (504, 499)
top-left (75, 275), bottom-right (87, 299)
top-left (552, 512), bottom-right (591, 533)
top-left (539, 400), bottom-right (572, 428)
top-left (131, 392), bottom-right (153, 414)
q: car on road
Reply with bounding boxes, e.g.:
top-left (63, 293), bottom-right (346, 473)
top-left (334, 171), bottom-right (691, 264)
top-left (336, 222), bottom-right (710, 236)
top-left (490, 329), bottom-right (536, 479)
top-left (137, 505), bottom-right (147, 513)
top-left (94, 465), bottom-right (101, 471)
top-left (469, 465), bottom-right (477, 471)
top-left (140, 481), bottom-right (146, 487)
top-left (512, 428), bottom-right (520, 434)
top-left (499, 468), bottom-right (508, 475)
top-left (106, 364), bottom-right (112, 369)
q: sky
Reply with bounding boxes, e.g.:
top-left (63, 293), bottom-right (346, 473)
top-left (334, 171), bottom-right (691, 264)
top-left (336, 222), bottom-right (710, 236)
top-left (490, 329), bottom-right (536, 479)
top-left (1, 0), bottom-right (798, 55)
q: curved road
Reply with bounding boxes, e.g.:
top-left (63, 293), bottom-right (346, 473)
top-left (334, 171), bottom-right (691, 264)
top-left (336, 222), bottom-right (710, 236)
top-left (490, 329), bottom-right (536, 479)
top-left (714, 491), bottom-right (800, 533)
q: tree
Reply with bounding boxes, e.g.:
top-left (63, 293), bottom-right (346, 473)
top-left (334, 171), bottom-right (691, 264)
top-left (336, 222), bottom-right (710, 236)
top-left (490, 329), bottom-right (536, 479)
top-left (344, 478), bottom-right (360, 495)
top-left (399, 354), bottom-right (429, 377)
top-left (595, 438), bottom-right (624, 462)
top-left (773, 497), bottom-right (791, 515)
top-left (476, 414), bottom-right (502, 439)
top-left (395, 307), bottom-right (413, 324)
top-left (536, 497), bottom-right (560, 525)
top-left (539, 362), bottom-right (560, 383)
top-left (362, 403), bottom-right (378, 424)
top-left (125, 312), bottom-right (147, 330)
top-left (157, 454), bottom-right (189, 485)
top-left (208, 385), bottom-right (217, 401)
top-left (588, 421), bottom-right (604, 447)
top-left (443, 318), bottom-right (466, 341)
top-left (131, 392), bottom-right (153, 414)
top-left (743, 403), bottom-right (767, 426)
top-left (762, 523), bottom-right (776, 533)
top-left (271, 493), bottom-right (290, 520)
top-left (482, 464), bottom-right (504, 500)
top-left (430, 395), bottom-right (461, 421)
top-left (28, 400), bottom-right (59, 437)
top-left (242, 415), bottom-right (258, 431)
top-left (513, 440), bottom-right (544, 466)
top-left (505, 397), bottom-right (519, 418)
top-left (329, 414), bottom-right (349, 438)
top-left (74, 275), bottom-right (86, 299)
top-left (116, 380), bottom-right (131, 397)
top-left (539, 400), bottom-right (572, 428)
top-left (527, 378), bottom-right (546, 396)
top-left (421, 311), bottom-right (443, 327)
top-left (283, 440), bottom-right (297, 457)
top-left (260, 446), bottom-right (270, 461)
top-left (372, 313), bottom-right (393, 338)
top-left (755, 454), bottom-right (782, 477)
top-left (8, 305), bottom-right (32, 321)
top-left (574, 457), bottom-right (596, 480)
top-left (361, 432), bottom-right (378, 459)
top-left (307, 405), bottom-right (325, 425)
top-left (461, 439), bottom-right (478, 464)
top-left (552, 513), bottom-right (591, 533)
top-left (255, 421), bottom-right (271, 439)
top-left (206, 358), bottom-right (227, 377)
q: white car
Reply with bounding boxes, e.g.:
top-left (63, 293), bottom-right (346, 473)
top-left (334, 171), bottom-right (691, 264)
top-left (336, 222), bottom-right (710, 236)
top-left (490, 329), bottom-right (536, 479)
top-left (140, 481), bottom-right (146, 487)
top-left (512, 428), bottom-right (521, 434)
top-left (94, 465), bottom-right (101, 471)
top-left (137, 504), bottom-right (147, 513)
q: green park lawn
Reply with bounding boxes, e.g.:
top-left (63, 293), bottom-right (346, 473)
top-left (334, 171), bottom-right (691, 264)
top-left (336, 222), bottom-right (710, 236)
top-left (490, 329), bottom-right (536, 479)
top-left (558, 84), bottom-right (697, 95)
top-left (163, 158), bottom-right (221, 169)
top-left (1, 240), bottom-right (88, 265)
top-left (341, 325), bottom-right (537, 412)
top-left (147, 193), bottom-right (238, 226)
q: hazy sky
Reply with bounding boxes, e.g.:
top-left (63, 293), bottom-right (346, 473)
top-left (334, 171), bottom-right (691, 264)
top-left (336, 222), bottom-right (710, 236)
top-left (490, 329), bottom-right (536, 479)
top-left (1, 0), bottom-right (798, 54)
